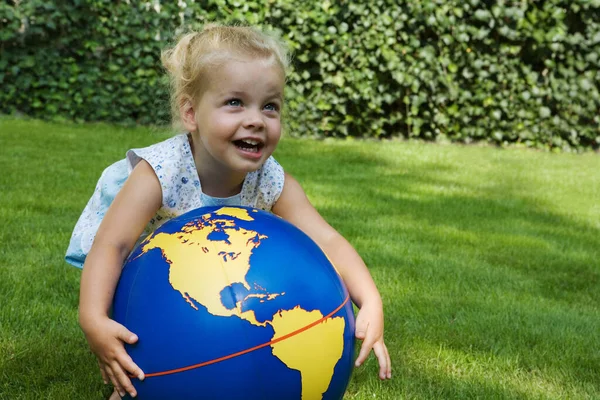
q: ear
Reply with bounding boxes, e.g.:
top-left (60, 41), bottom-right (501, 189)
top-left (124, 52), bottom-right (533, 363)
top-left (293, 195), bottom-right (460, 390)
top-left (180, 97), bottom-right (198, 133)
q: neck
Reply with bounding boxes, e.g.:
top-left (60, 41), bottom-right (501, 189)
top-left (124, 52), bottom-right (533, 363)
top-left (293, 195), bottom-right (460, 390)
top-left (198, 167), bottom-right (245, 198)
top-left (189, 135), bottom-right (245, 198)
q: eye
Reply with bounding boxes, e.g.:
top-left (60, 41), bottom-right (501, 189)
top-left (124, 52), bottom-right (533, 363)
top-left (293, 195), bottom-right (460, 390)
top-left (264, 103), bottom-right (280, 112)
top-left (226, 98), bottom-right (242, 107)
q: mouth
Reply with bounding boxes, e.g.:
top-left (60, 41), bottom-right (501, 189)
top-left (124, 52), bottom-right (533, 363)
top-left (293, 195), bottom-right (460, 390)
top-left (233, 138), bottom-right (264, 154)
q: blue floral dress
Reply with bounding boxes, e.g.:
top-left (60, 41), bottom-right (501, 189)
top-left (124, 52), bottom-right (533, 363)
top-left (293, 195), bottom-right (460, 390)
top-left (65, 134), bottom-right (284, 268)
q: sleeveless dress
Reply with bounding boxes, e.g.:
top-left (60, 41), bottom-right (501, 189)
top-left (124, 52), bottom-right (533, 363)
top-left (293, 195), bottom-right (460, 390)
top-left (65, 134), bottom-right (285, 268)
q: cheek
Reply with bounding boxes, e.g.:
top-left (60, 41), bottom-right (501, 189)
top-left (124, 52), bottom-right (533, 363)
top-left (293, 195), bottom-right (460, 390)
top-left (269, 119), bottom-right (282, 139)
top-left (210, 113), bottom-right (237, 136)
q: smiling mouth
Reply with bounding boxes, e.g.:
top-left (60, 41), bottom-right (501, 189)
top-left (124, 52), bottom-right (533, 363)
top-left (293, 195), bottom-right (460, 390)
top-left (233, 139), bottom-right (264, 153)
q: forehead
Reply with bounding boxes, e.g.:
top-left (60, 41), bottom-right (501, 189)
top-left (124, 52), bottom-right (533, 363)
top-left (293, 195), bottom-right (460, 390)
top-left (204, 57), bottom-right (285, 95)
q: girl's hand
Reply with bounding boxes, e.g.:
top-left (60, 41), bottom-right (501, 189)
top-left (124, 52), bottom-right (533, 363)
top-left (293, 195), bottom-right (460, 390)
top-left (82, 317), bottom-right (145, 398)
top-left (270, 174), bottom-right (391, 379)
top-left (354, 301), bottom-right (392, 380)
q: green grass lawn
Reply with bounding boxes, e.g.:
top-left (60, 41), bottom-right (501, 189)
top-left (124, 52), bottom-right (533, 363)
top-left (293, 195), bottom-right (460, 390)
top-left (1, 118), bottom-right (598, 399)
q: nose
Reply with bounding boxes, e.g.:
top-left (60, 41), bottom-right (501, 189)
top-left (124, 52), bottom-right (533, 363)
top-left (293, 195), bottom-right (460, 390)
top-left (243, 108), bottom-right (265, 130)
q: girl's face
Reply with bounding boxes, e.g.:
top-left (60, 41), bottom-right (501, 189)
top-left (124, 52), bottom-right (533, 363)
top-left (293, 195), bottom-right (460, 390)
top-left (184, 57), bottom-right (285, 178)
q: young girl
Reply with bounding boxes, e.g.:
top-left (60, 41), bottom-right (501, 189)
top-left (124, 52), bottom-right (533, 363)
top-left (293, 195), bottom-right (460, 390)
top-left (66, 24), bottom-right (391, 399)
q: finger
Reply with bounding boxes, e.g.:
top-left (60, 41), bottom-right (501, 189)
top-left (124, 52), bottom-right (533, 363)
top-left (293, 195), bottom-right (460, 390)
top-left (377, 341), bottom-right (391, 379)
top-left (355, 335), bottom-right (376, 367)
top-left (372, 341), bottom-right (387, 379)
top-left (383, 342), bottom-right (392, 379)
top-left (117, 326), bottom-right (139, 345)
top-left (98, 361), bottom-right (109, 384)
top-left (104, 366), bottom-right (125, 398)
top-left (354, 317), bottom-right (369, 341)
top-left (119, 353), bottom-right (145, 381)
top-left (384, 343), bottom-right (392, 379)
top-left (112, 361), bottom-right (138, 398)
top-left (373, 341), bottom-right (390, 380)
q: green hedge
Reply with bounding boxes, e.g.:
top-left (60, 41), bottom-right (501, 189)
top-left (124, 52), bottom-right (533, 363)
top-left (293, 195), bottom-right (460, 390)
top-left (2, 0), bottom-right (599, 150)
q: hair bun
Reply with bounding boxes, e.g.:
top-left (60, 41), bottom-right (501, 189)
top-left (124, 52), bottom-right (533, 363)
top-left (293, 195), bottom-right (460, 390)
top-left (202, 23), bottom-right (220, 32)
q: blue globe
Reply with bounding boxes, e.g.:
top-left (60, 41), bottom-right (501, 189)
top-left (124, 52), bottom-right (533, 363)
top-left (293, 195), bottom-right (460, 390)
top-left (113, 206), bottom-right (355, 400)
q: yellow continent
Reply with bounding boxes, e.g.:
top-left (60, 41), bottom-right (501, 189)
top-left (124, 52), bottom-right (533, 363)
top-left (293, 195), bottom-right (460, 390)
top-left (214, 206), bottom-right (257, 220)
top-left (141, 208), bottom-right (268, 326)
top-left (270, 307), bottom-right (345, 400)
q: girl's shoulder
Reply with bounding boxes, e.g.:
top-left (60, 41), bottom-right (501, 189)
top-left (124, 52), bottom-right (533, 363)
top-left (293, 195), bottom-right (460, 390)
top-left (126, 134), bottom-right (201, 212)
top-left (126, 133), bottom-right (192, 173)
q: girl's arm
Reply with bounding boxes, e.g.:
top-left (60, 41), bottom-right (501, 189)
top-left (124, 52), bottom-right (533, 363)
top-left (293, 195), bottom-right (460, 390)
top-left (272, 173), bottom-right (392, 380)
top-left (79, 160), bottom-right (162, 398)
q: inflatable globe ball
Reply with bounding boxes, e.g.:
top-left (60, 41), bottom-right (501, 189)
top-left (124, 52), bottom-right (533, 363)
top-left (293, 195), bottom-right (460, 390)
top-left (113, 206), bottom-right (355, 400)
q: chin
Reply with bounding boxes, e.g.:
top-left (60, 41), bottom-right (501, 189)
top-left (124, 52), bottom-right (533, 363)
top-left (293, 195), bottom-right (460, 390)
top-left (226, 160), bottom-right (262, 175)
top-left (240, 162), bottom-right (265, 173)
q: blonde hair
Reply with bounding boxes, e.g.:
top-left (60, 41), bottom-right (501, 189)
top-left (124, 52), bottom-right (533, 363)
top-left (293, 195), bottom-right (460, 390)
top-left (162, 24), bottom-right (291, 129)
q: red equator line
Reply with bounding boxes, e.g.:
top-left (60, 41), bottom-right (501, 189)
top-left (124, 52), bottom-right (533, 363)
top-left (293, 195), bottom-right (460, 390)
top-left (141, 294), bottom-right (351, 378)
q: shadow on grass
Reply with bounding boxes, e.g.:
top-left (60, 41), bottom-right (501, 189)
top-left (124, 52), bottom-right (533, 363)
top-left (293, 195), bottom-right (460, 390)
top-left (285, 141), bottom-right (599, 299)
top-left (278, 140), bottom-right (600, 397)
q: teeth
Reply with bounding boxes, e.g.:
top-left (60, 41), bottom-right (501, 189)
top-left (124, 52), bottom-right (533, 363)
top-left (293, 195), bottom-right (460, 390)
top-left (241, 139), bottom-right (260, 146)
